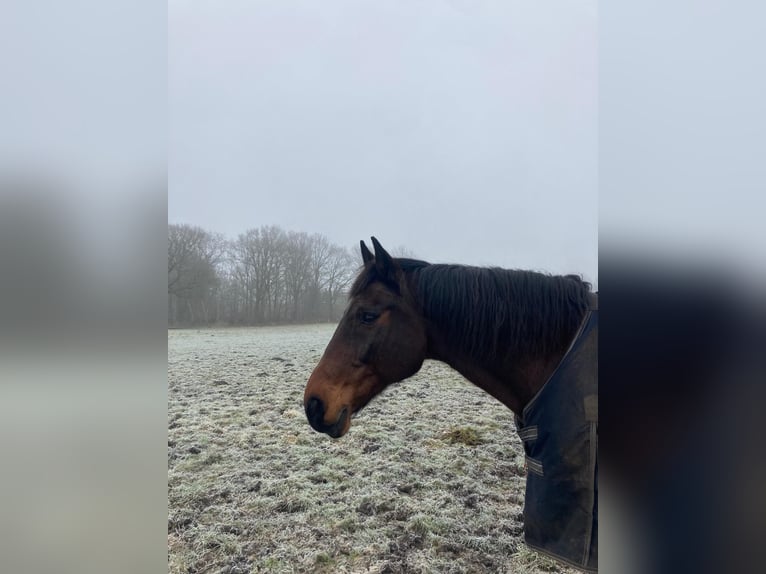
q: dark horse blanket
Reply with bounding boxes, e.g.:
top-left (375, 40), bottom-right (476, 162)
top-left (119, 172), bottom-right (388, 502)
top-left (515, 293), bottom-right (598, 572)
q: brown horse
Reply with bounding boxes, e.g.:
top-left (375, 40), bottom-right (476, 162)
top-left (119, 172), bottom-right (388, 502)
top-left (303, 237), bottom-right (598, 571)
top-left (304, 237), bottom-right (592, 436)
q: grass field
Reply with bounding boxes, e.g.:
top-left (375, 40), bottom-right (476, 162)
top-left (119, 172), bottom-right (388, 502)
top-left (168, 325), bottom-right (574, 574)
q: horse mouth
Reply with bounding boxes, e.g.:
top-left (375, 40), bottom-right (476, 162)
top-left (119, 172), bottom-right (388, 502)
top-left (330, 407), bottom-right (350, 437)
top-left (307, 405), bottom-right (350, 438)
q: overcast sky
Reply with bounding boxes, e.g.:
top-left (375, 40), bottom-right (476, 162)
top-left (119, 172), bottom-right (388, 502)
top-left (169, 0), bottom-right (597, 284)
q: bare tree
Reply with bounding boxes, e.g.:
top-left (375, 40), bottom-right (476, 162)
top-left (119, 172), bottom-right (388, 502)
top-left (169, 223), bottom-right (359, 326)
top-left (168, 224), bottom-right (225, 325)
top-left (300, 234), bottom-right (331, 321)
top-left (323, 245), bottom-right (356, 321)
top-left (229, 225), bottom-right (289, 323)
top-left (283, 231), bottom-right (313, 322)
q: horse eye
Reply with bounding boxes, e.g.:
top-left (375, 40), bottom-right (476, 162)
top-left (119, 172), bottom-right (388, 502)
top-left (361, 311), bottom-right (379, 324)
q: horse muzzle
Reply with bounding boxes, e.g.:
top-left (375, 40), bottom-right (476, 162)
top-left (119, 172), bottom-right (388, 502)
top-left (304, 396), bottom-right (349, 438)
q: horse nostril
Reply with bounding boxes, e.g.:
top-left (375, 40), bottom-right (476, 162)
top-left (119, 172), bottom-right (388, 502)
top-left (305, 396), bottom-right (325, 426)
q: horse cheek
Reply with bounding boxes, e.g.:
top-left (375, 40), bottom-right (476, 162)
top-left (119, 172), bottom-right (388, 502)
top-left (393, 328), bottom-right (425, 380)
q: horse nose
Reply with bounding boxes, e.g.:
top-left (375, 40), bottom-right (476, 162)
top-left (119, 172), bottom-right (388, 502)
top-left (305, 396), bottom-right (325, 430)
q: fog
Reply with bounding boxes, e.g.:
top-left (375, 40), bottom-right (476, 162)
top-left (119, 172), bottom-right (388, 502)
top-left (169, 0), bottom-right (598, 284)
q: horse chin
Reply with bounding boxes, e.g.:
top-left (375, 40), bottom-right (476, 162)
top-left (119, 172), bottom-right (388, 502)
top-left (326, 407), bottom-right (351, 439)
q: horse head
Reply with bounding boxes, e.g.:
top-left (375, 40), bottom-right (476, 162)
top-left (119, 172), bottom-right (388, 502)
top-left (303, 237), bottom-right (427, 437)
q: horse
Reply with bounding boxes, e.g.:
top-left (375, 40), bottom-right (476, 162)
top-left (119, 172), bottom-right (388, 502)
top-left (303, 237), bottom-right (598, 572)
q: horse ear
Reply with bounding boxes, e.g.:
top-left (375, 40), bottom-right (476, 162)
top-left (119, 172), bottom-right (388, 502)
top-left (371, 236), bottom-right (396, 280)
top-left (360, 240), bottom-right (374, 265)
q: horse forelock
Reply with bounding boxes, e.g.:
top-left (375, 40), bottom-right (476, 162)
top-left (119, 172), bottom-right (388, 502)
top-left (348, 258), bottom-right (430, 299)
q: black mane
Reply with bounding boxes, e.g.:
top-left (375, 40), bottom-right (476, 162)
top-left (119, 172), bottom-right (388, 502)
top-left (352, 258), bottom-right (592, 363)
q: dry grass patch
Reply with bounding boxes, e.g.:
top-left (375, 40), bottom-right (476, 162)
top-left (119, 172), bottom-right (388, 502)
top-left (443, 426), bottom-right (486, 446)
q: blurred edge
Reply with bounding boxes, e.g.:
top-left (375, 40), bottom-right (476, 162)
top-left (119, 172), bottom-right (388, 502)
top-left (600, 1), bottom-right (766, 573)
top-left (599, 251), bottom-right (766, 574)
top-left (0, 184), bottom-right (168, 574)
top-left (0, 1), bottom-right (167, 574)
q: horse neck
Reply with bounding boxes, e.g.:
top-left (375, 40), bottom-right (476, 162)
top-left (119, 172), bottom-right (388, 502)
top-left (423, 325), bottom-right (566, 415)
top-left (405, 270), bottom-right (583, 416)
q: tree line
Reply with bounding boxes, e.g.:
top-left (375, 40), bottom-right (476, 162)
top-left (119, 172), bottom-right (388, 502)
top-left (168, 224), bottom-right (359, 327)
